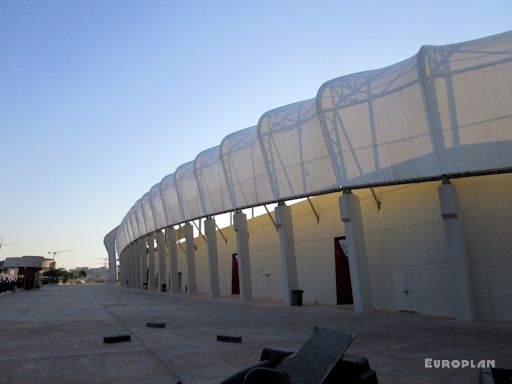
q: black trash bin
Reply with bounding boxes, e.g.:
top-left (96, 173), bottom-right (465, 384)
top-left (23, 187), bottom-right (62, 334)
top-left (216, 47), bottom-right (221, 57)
top-left (161, 284), bottom-right (167, 292)
top-left (291, 289), bottom-right (304, 306)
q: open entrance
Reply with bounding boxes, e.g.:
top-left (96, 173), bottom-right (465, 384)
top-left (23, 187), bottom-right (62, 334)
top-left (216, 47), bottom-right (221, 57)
top-left (231, 253), bottom-right (240, 295)
top-left (334, 236), bottom-right (353, 305)
top-left (24, 268), bottom-right (35, 290)
top-left (17, 267), bottom-right (39, 290)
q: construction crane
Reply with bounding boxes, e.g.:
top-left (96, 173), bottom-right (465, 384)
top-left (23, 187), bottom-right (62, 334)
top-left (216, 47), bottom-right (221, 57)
top-left (0, 237), bottom-right (15, 253)
top-left (48, 249), bottom-right (75, 260)
top-left (90, 257), bottom-right (108, 268)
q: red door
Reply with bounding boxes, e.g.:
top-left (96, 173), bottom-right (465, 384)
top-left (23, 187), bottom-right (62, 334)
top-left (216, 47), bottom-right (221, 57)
top-left (335, 237), bottom-right (353, 305)
top-left (24, 268), bottom-right (35, 290)
top-left (231, 254), bottom-right (240, 295)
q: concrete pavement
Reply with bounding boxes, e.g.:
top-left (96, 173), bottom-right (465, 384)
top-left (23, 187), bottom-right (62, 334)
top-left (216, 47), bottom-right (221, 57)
top-left (0, 285), bottom-right (510, 383)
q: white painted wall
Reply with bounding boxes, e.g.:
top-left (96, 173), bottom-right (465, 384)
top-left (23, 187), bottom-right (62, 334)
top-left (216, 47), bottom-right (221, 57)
top-left (455, 175), bottom-right (512, 321)
top-left (361, 183), bottom-right (453, 317)
top-left (188, 174), bottom-right (512, 321)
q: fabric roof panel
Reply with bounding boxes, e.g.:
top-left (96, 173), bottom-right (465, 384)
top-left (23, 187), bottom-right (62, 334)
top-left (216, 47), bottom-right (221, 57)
top-left (175, 161), bottom-right (203, 220)
top-left (149, 183), bottom-right (166, 230)
top-left (195, 146), bottom-right (233, 215)
top-left (258, 98), bottom-right (338, 200)
top-left (220, 126), bottom-right (274, 208)
top-left (160, 173), bottom-right (182, 226)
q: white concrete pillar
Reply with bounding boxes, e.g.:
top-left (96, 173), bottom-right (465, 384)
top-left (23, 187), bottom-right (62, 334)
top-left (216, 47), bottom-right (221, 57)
top-left (147, 234), bottom-right (157, 291)
top-left (129, 250), bottom-right (133, 287)
top-left (184, 223), bottom-right (197, 295)
top-left (127, 248), bottom-right (134, 288)
top-left (119, 252), bottom-right (127, 287)
top-left (128, 249), bottom-right (137, 288)
top-left (120, 252), bottom-right (125, 286)
top-left (233, 211), bottom-right (252, 301)
top-left (140, 240), bottom-right (148, 289)
top-left (134, 246), bottom-right (141, 289)
top-left (339, 191), bottom-right (373, 313)
top-left (123, 252), bottom-right (128, 287)
top-left (122, 251), bottom-right (127, 286)
top-left (275, 202), bottom-right (299, 305)
top-left (132, 249), bottom-right (137, 288)
top-left (204, 217), bottom-right (220, 299)
top-left (124, 252), bottom-right (128, 287)
top-left (129, 247), bottom-right (135, 287)
top-left (166, 227), bottom-right (179, 294)
top-left (438, 180), bottom-right (475, 321)
top-left (127, 246), bottom-right (132, 288)
top-left (155, 230), bottom-right (166, 292)
top-left (127, 251), bottom-right (131, 287)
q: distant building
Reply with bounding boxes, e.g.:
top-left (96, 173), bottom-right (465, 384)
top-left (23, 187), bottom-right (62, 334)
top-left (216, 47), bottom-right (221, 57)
top-left (71, 266), bottom-right (107, 283)
top-left (87, 267), bottom-right (107, 282)
top-left (0, 256), bottom-right (55, 289)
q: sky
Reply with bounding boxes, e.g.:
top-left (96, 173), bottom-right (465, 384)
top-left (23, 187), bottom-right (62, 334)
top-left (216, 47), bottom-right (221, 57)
top-left (0, 0), bottom-right (511, 269)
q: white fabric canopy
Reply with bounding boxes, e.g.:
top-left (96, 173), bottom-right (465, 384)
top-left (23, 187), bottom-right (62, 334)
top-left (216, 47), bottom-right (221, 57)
top-left (160, 173), bottom-right (182, 227)
top-left (421, 32), bottom-right (512, 175)
top-left (220, 126), bottom-right (274, 208)
top-left (133, 199), bottom-right (147, 239)
top-left (123, 217), bottom-right (130, 249)
top-left (258, 98), bottom-right (337, 199)
top-left (175, 161), bottom-right (203, 220)
top-left (149, 183), bottom-right (166, 230)
top-left (114, 30), bottom-right (512, 253)
top-left (128, 208), bottom-right (138, 242)
top-left (121, 218), bottom-right (129, 250)
top-left (141, 192), bottom-right (156, 234)
top-left (317, 31), bottom-right (512, 187)
top-left (126, 211), bottom-right (136, 244)
top-left (317, 55), bottom-right (438, 186)
top-left (195, 146), bottom-right (233, 215)
top-left (117, 221), bottom-right (125, 251)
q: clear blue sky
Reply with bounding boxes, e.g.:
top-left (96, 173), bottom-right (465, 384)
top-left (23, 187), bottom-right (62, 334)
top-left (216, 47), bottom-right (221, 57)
top-left (1, 0), bottom-right (510, 269)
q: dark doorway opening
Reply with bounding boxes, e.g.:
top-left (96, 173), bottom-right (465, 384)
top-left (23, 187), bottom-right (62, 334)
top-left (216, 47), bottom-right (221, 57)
top-left (231, 253), bottom-right (240, 295)
top-left (334, 236), bottom-right (353, 305)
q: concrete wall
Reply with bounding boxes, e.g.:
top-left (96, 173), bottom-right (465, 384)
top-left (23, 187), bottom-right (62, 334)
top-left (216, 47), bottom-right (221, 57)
top-left (456, 175), bottom-right (512, 321)
top-left (178, 173), bottom-right (512, 321)
top-left (362, 183), bottom-right (452, 317)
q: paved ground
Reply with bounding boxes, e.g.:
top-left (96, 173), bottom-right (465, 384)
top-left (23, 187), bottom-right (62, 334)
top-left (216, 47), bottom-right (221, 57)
top-left (0, 285), bottom-right (510, 384)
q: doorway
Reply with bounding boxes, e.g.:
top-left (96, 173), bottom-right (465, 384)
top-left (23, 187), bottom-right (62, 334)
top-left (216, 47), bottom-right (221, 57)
top-left (334, 237), bottom-right (353, 305)
top-left (392, 270), bottom-right (421, 312)
top-left (231, 253), bottom-right (240, 295)
top-left (24, 268), bottom-right (35, 290)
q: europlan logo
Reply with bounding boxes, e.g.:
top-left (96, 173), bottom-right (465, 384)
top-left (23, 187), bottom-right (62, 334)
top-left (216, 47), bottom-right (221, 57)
top-left (425, 358), bottom-right (495, 369)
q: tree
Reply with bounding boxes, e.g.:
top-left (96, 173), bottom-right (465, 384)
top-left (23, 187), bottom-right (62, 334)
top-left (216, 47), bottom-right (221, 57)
top-left (42, 268), bottom-right (73, 284)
